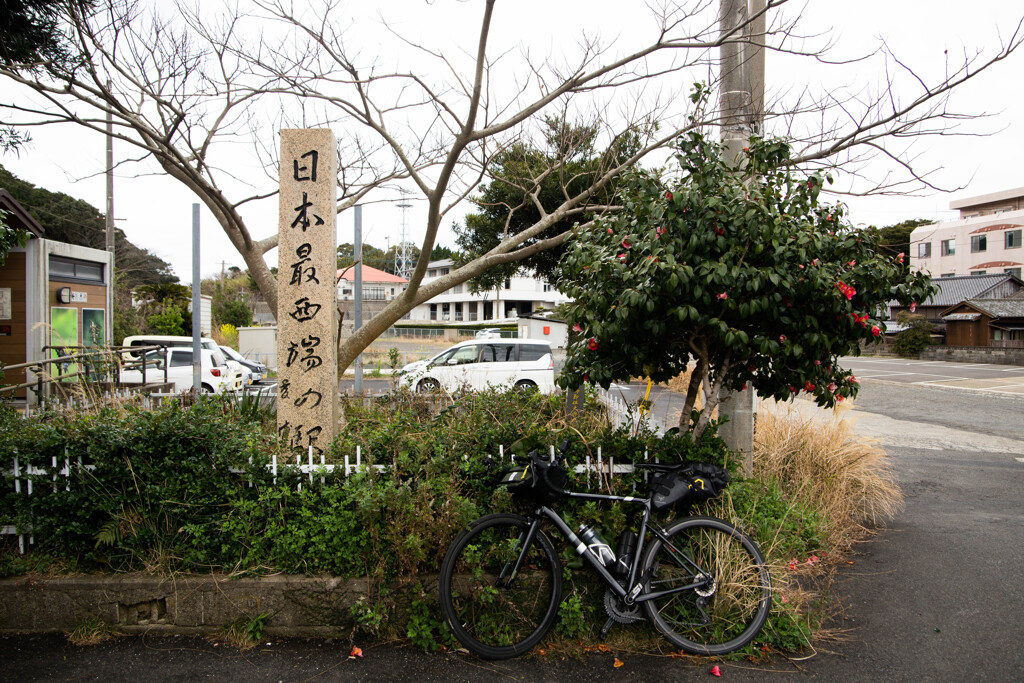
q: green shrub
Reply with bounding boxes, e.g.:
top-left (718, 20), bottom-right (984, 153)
top-left (893, 312), bottom-right (935, 357)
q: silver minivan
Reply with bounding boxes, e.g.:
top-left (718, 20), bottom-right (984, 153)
top-left (398, 339), bottom-right (555, 393)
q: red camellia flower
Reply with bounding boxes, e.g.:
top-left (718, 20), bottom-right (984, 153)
top-left (910, 302), bottom-right (918, 313)
top-left (804, 381), bottom-right (815, 392)
top-left (788, 385), bottom-right (797, 393)
top-left (656, 226), bottom-right (666, 236)
top-left (572, 324), bottom-right (582, 332)
top-left (850, 375), bottom-right (860, 384)
top-left (897, 252), bottom-right (905, 264)
top-left (621, 238), bottom-right (632, 249)
top-left (588, 338), bottom-right (598, 351)
top-left (607, 227), bottom-right (614, 234)
top-left (665, 190), bottom-right (674, 201)
top-left (617, 253), bottom-right (627, 261)
top-left (814, 360), bottom-right (822, 366)
top-left (779, 334), bottom-right (787, 342)
top-left (871, 325), bottom-right (881, 336)
top-left (828, 382), bottom-right (837, 392)
top-left (717, 292), bottom-right (728, 300)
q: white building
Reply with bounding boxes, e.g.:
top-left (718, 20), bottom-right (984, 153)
top-left (407, 259), bottom-right (570, 323)
top-left (910, 187), bottom-right (1024, 280)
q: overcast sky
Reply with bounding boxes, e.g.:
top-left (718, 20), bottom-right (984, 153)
top-left (3, 1), bottom-right (1022, 283)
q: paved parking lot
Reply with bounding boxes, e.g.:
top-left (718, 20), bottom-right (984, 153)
top-left (839, 356), bottom-right (1024, 396)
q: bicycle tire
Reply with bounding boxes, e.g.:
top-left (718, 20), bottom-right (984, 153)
top-left (438, 513), bottom-right (562, 659)
top-left (640, 515), bottom-right (771, 655)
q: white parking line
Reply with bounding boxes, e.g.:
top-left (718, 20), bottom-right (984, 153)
top-left (1017, 458), bottom-right (1024, 464)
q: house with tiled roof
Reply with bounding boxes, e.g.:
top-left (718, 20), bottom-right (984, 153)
top-left (335, 264), bottom-right (409, 326)
top-left (890, 272), bottom-right (1023, 324)
top-left (941, 290), bottom-right (1024, 348)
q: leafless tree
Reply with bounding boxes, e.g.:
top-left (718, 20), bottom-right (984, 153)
top-left (1, 0), bottom-right (1021, 377)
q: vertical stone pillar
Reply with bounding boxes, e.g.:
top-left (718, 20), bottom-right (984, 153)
top-left (277, 129), bottom-right (338, 455)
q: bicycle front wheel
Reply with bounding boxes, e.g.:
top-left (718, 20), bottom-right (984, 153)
top-left (641, 516), bottom-right (771, 655)
top-left (438, 513), bottom-right (562, 660)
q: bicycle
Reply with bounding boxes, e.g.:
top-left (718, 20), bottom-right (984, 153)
top-left (438, 441), bottom-right (772, 660)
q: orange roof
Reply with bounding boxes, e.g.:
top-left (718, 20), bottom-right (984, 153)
top-left (336, 265), bottom-right (408, 284)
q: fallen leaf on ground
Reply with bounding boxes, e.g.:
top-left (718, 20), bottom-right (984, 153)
top-left (613, 658), bottom-right (624, 668)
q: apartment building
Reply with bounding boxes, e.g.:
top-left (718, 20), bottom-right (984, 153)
top-left (406, 259), bottom-right (570, 323)
top-left (910, 187), bottom-right (1024, 279)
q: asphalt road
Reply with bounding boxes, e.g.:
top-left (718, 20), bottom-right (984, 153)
top-left (3, 369), bottom-right (1023, 681)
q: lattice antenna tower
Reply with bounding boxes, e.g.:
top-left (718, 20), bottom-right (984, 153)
top-left (395, 193), bottom-right (415, 279)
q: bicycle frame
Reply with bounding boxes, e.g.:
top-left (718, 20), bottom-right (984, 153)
top-left (507, 488), bottom-right (711, 606)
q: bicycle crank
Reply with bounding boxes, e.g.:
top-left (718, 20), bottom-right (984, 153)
top-left (603, 588), bottom-right (643, 624)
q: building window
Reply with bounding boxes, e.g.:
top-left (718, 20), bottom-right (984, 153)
top-left (940, 239), bottom-right (955, 256)
top-left (970, 235), bottom-right (987, 253)
top-left (1006, 229), bottom-right (1023, 249)
top-left (918, 242), bottom-right (931, 259)
top-left (428, 269), bottom-right (437, 277)
top-left (940, 273), bottom-right (956, 278)
top-left (504, 278), bottom-right (511, 290)
top-left (1005, 267), bottom-right (1022, 278)
top-left (542, 282), bottom-right (552, 292)
top-left (970, 270), bottom-right (987, 275)
top-left (49, 256), bottom-right (105, 283)
top-left (429, 303), bottom-right (437, 321)
top-left (364, 286), bottom-right (386, 301)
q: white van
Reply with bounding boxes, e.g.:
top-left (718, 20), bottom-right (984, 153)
top-left (121, 335), bottom-right (246, 389)
top-left (398, 339), bottom-right (555, 394)
top-left (119, 347), bottom-right (244, 394)
top-left (121, 335), bottom-right (220, 359)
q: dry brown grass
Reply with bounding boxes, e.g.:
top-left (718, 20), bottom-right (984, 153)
top-left (753, 403), bottom-right (903, 550)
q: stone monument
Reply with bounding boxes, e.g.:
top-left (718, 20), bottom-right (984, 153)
top-left (276, 129), bottom-right (338, 455)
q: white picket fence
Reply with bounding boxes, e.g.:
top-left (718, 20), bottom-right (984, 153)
top-left (3, 386), bottom-right (654, 554)
top-left (2, 442), bottom-right (657, 555)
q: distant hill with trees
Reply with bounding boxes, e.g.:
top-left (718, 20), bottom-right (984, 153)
top-left (0, 163), bottom-right (177, 289)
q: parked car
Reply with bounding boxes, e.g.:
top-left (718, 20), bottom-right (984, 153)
top-left (119, 347), bottom-right (244, 394)
top-left (121, 334), bottom-right (248, 389)
top-left (121, 334), bottom-right (220, 359)
top-left (475, 328), bottom-right (502, 339)
top-left (398, 339), bottom-right (555, 393)
top-left (219, 345), bottom-right (269, 385)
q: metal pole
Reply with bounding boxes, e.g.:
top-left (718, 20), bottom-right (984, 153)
top-left (354, 205), bottom-right (363, 393)
top-left (192, 204), bottom-right (202, 393)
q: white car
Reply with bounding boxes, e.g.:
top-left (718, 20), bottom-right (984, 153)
top-left (120, 347), bottom-right (244, 394)
top-left (398, 339), bottom-right (555, 394)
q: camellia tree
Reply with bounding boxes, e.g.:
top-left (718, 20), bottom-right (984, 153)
top-left (558, 126), bottom-right (935, 440)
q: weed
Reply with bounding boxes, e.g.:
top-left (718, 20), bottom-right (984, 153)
top-left (219, 612), bottom-right (270, 650)
top-left (67, 617), bottom-right (119, 646)
top-left (406, 587), bottom-right (447, 651)
top-left (349, 593), bottom-right (388, 638)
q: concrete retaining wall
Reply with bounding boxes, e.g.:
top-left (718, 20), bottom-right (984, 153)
top-left (0, 574), bottom-right (378, 636)
top-left (920, 346), bottom-right (1024, 366)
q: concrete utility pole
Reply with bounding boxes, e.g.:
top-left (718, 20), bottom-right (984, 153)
top-left (105, 84), bottom-right (115, 259)
top-left (717, 0), bottom-right (765, 475)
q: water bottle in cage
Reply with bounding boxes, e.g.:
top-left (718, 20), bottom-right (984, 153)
top-left (578, 525), bottom-right (616, 567)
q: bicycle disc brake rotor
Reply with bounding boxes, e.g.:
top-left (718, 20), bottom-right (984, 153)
top-left (694, 573), bottom-right (716, 598)
top-left (604, 588), bottom-right (643, 624)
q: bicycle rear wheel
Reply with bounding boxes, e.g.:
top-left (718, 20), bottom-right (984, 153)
top-left (641, 516), bottom-right (771, 655)
top-left (438, 513), bottom-right (562, 659)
